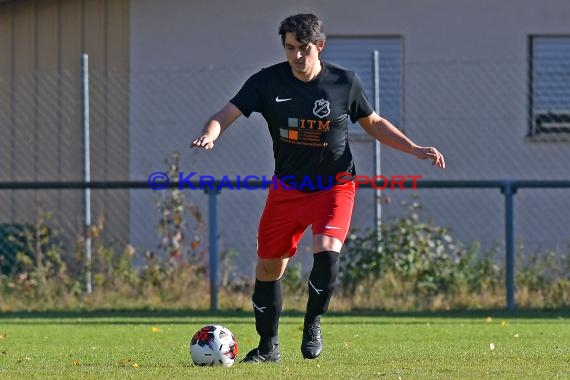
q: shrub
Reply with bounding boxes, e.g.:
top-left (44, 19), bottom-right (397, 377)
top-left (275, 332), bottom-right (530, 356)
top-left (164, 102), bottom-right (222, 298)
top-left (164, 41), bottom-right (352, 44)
top-left (339, 198), bottom-right (503, 308)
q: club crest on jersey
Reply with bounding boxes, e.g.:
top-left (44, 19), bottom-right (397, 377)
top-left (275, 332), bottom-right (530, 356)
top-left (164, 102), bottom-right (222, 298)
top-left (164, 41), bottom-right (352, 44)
top-left (313, 99), bottom-right (330, 119)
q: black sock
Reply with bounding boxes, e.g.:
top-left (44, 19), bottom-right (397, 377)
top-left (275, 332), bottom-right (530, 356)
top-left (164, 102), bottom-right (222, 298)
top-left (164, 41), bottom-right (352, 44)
top-left (305, 251), bottom-right (339, 322)
top-left (252, 279), bottom-right (282, 353)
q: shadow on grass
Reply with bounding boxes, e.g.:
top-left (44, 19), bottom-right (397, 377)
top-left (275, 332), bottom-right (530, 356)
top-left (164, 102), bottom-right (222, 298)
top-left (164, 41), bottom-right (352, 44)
top-left (0, 308), bottom-right (568, 325)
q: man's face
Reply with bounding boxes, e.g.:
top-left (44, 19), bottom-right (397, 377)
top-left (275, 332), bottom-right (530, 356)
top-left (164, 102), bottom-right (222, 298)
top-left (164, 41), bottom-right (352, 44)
top-left (283, 32), bottom-right (324, 76)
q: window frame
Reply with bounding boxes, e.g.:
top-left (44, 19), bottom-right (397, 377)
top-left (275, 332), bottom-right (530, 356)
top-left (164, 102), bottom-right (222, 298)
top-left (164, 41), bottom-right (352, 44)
top-left (528, 35), bottom-right (570, 138)
top-left (321, 35), bottom-right (404, 137)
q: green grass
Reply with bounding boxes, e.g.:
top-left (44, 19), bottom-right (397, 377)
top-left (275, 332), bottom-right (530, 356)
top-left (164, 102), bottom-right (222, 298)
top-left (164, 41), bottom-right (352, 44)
top-left (0, 310), bottom-right (569, 379)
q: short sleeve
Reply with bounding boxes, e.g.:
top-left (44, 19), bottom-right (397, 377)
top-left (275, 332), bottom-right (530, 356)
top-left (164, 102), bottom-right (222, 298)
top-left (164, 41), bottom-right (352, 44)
top-left (229, 71), bottom-right (264, 118)
top-left (348, 73), bottom-right (374, 123)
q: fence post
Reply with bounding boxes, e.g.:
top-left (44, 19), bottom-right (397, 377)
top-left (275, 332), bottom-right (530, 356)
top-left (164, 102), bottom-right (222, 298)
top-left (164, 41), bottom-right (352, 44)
top-left (81, 53), bottom-right (92, 295)
top-left (372, 50), bottom-right (382, 239)
top-left (205, 187), bottom-right (220, 311)
top-left (501, 181), bottom-right (517, 310)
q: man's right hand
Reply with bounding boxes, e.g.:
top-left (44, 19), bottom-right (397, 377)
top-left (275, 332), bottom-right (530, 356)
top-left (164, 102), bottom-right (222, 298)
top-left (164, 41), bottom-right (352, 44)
top-left (191, 135), bottom-right (216, 150)
top-left (191, 103), bottom-right (243, 151)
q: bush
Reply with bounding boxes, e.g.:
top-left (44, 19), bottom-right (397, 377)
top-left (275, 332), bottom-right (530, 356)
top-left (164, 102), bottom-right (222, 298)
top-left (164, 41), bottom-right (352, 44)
top-left (0, 224), bottom-right (31, 275)
top-left (1, 193), bottom-right (568, 312)
top-left (339, 198), bottom-right (503, 308)
top-left (0, 223), bottom-right (64, 276)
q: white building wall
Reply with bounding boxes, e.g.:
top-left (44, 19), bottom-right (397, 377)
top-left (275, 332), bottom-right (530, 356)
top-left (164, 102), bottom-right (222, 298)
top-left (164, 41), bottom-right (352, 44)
top-left (129, 0), bottom-right (570, 275)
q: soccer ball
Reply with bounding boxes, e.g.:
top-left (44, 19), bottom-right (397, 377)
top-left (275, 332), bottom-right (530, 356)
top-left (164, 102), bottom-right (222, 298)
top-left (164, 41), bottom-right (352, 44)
top-left (189, 324), bottom-right (239, 367)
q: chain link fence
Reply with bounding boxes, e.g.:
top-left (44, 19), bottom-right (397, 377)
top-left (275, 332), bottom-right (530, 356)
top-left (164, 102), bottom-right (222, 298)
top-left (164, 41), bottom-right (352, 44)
top-left (1, 58), bottom-right (569, 293)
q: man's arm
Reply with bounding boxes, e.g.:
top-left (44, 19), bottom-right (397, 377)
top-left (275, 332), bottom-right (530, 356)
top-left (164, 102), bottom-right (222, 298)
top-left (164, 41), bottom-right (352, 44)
top-left (358, 112), bottom-right (445, 168)
top-left (191, 102), bottom-right (243, 150)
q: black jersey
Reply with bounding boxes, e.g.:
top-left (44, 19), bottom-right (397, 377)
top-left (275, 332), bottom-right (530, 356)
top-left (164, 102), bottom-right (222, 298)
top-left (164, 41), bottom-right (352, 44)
top-left (230, 61), bottom-right (374, 189)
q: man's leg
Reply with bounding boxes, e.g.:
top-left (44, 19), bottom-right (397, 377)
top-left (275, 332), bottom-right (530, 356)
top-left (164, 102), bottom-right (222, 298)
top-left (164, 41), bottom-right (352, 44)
top-left (301, 180), bottom-right (355, 359)
top-left (252, 258), bottom-right (288, 351)
top-left (241, 257), bottom-right (289, 363)
top-left (242, 181), bottom-right (316, 363)
top-left (300, 235), bottom-right (342, 359)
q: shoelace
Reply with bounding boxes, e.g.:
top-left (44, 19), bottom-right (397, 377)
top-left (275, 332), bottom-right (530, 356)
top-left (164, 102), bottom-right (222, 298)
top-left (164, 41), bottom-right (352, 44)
top-left (306, 323), bottom-right (321, 341)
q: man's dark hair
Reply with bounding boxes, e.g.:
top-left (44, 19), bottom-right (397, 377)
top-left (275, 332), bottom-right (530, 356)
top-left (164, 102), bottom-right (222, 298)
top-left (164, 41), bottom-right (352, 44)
top-left (278, 13), bottom-right (326, 46)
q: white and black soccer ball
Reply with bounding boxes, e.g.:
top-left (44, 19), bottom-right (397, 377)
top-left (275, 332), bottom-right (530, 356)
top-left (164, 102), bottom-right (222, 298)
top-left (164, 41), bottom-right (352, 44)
top-left (189, 324), bottom-right (239, 367)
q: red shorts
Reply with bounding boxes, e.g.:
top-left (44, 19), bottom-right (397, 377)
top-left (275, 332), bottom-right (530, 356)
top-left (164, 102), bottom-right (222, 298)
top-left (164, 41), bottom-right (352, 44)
top-left (257, 180), bottom-right (356, 259)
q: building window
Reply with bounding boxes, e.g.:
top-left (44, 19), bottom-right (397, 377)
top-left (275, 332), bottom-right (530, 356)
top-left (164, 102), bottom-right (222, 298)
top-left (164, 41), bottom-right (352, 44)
top-left (322, 37), bottom-right (402, 129)
top-left (529, 36), bottom-right (570, 136)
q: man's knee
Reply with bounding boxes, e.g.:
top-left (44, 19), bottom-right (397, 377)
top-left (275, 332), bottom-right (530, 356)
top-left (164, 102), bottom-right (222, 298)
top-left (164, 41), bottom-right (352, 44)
top-left (312, 234), bottom-right (343, 253)
top-left (256, 259), bottom-right (288, 281)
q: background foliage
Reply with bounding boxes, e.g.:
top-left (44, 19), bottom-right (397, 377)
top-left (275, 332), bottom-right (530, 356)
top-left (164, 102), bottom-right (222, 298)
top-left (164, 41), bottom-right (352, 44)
top-left (1, 187), bottom-right (568, 312)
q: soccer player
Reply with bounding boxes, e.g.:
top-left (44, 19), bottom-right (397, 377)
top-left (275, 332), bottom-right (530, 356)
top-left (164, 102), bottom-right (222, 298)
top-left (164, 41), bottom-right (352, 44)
top-left (192, 13), bottom-right (445, 363)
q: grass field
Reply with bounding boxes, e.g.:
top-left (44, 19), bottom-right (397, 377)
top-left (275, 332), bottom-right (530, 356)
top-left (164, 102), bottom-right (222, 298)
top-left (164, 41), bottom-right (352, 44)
top-left (0, 310), bottom-right (569, 379)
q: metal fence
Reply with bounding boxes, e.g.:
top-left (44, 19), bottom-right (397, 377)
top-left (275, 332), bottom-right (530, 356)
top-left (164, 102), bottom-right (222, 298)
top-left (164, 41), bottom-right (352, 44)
top-left (1, 57), bottom-right (570, 310)
top-left (1, 180), bottom-right (569, 311)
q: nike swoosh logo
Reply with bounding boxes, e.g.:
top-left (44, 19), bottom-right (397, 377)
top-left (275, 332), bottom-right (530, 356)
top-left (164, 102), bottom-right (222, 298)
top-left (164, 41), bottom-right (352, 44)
top-left (324, 225), bottom-right (341, 230)
top-left (275, 96), bottom-right (292, 103)
top-left (252, 302), bottom-right (267, 313)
